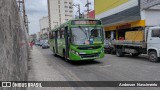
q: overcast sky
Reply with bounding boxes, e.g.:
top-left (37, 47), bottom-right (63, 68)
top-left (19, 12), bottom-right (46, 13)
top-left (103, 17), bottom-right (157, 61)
top-left (26, 0), bottom-right (94, 35)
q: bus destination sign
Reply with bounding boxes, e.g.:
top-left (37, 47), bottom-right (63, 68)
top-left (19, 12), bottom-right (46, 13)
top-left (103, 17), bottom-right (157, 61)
top-left (71, 20), bottom-right (101, 25)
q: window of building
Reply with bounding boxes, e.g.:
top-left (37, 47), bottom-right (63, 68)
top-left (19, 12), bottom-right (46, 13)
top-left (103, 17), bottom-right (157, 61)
top-left (69, 2), bottom-right (72, 4)
top-left (69, 11), bottom-right (73, 13)
top-left (65, 10), bottom-right (68, 12)
top-left (69, 6), bottom-right (72, 9)
top-left (65, 6), bottom-right (68, 8)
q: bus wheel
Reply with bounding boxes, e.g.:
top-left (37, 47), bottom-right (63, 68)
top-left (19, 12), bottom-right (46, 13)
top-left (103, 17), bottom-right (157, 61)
top-left (149, 51), bottom-right (159, 63)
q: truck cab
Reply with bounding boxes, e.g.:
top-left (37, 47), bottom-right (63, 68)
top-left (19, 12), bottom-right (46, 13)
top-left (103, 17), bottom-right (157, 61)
top-left (146, 27), bottom-right (160, 62)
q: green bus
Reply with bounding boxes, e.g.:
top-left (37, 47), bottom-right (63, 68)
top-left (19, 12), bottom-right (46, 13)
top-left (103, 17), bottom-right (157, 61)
top-left (49, 19), bottom-right (105, 61)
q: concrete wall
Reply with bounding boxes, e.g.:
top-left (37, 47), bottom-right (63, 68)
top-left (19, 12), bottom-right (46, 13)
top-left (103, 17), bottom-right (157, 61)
top-left (144, 10), bottom-right (160, 26)
top-left (0, 0), bottom-right (28, 88)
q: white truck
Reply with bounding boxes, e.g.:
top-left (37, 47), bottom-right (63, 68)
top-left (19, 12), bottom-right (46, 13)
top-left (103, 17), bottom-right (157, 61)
top-left (111, 27), bottom-right (160, 62)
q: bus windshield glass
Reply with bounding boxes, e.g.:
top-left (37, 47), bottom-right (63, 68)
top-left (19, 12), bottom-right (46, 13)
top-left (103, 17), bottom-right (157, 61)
top-left (71, 27), bottom-right (103, 45)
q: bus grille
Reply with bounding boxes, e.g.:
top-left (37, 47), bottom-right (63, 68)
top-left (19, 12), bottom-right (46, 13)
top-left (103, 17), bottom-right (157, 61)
top-left (79, 53), bottom-right (100, 58)
top-left (77, 46), bottom-right (101, 50)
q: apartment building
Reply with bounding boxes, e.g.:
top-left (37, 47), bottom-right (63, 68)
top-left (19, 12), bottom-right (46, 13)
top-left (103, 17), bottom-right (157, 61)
top-left (39, 16), bottom-right (49, 39)
top-left (48, 0), bottom-right (73, 30)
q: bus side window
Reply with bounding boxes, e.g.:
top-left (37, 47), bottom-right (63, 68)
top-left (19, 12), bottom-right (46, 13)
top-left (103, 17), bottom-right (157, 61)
top-left (59, 28), bottom-right (65, 39)
top-left (49, 31), bottom-right (55, 39)
top-left (49, 32), bottom-right (52, 39)
top-left (61, 28), bottom-right (65, 39)
top-left (58, 29), bottom-right (61, 39)
top-left (52, 31), bottom-right (55, 39)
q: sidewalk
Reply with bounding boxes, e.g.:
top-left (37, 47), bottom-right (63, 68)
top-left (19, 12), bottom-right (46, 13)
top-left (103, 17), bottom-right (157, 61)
top-left (28, 46), bottom-right (66, 81)
top-left (27, 46), bottom-right (75, 90)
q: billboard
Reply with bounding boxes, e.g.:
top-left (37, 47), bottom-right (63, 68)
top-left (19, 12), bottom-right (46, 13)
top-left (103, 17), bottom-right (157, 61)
top-left (95, 0), bottom-right (140, 29)
top-left (95, 0), bottom-right (129, 15)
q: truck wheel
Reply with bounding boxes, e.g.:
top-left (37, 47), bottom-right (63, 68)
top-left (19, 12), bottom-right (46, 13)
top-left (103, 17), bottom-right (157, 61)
top-left (132, 53), bottom-right (140, 57)
top-left (149, 51), bottom-right (159, 62)
top-left (116, 49), bottom-right (124, 57)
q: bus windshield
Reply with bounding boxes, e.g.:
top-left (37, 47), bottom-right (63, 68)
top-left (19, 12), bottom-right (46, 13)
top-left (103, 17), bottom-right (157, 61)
top-left (71, 27), bottom-right (103, 45)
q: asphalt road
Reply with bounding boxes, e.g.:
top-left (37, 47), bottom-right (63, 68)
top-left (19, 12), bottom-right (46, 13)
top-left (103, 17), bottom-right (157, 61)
top-left (28, 46), bottom-right (160, 90)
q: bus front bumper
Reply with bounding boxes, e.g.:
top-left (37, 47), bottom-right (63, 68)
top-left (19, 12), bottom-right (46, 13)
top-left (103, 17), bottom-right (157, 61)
top-left (69, 52), bottom-right (105, 61)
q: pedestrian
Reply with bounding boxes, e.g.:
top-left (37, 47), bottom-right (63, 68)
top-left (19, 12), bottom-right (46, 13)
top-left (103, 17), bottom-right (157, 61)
top-left (30, 40), bottom-right (34, 49)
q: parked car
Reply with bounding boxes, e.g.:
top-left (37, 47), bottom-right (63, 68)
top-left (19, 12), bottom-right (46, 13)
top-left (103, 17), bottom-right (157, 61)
top-left (41, 40), bottom-right (50, 49)
top-left (39, 40), bottom-right (44, 47)
top-left (35, 41), bottom-right (40, 46)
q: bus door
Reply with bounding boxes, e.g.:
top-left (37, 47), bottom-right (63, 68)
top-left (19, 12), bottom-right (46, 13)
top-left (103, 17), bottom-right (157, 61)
top-left (55, 31), bottom-right (58, 53)
top-left (65, 26), bottom-right (69, 58)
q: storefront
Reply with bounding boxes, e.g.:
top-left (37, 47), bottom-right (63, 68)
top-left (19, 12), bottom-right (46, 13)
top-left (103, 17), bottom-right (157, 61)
top-left (95, 0), bottom-right (141, 39)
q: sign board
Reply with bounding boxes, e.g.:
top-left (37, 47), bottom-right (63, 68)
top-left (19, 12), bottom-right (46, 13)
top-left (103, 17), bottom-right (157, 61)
top-left (71, 20), bottom-right (101, 25)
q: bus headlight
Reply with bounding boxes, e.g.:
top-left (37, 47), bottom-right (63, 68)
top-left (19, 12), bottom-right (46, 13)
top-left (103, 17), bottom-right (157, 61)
top-left (71, 50), bottom-right (79, 55)
top-left (71, 50), bottom-right (76, 54)
top-left (76, 52), bottom-right (79, 55)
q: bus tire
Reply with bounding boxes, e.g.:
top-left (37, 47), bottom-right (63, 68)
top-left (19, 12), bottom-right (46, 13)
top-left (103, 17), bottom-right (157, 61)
top-left (116, 49), bottom-right (124, 57)
top-left (149, 51), bottom-right (159, 63)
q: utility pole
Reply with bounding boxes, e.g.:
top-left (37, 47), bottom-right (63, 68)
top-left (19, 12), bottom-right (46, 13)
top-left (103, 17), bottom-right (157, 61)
top-left (25, 15), bottom-right (30, 34)
top-left (17, 0), bottom-right (29, 33)
top-left (73, 4), bottom-right (81, 18)
top-left (47, 0), bottom-right (51, 31)
top-left (85, 0), bottom-right (91, 18)
top-left (78, 4), bottom-right (81, 18)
